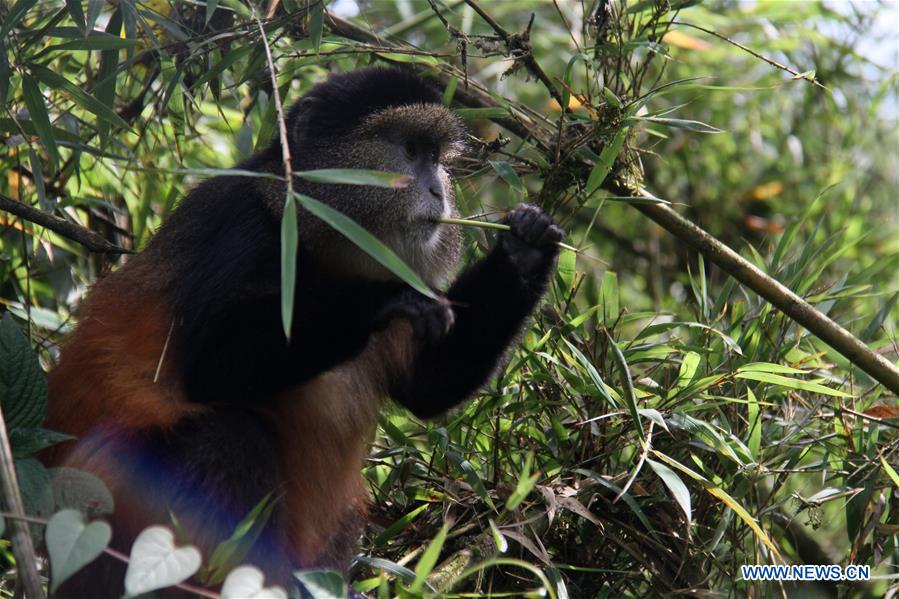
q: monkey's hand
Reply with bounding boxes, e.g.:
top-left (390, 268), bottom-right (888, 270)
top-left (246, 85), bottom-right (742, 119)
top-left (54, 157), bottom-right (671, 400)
top-left (376, 291), bottom-right (455, 345)
top-left (499, 204), bottom-right (565, 282)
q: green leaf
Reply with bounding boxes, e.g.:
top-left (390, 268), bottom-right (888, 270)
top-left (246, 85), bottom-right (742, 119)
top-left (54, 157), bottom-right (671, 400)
top-left (627, 116), bottom-right (722, 133)
top-left (16, 458), bottom-right (54, 539)
top-left (488, 160), bottom-right (527, 197)
top-left (9, 427), bottom-right (74, 458)
top-left (606, 331), bottom-right (644, 441)
top-left (556, 247), bottom-right (576, 292)
top-left (861, 291), bottom-right (898, 342)
top-left (309, 0), bottom-right (324, 52)
top-left (651, 451), bottom-right (782, 559)
top-left (0, 313), bottom-right (48, 429)
top-left (646, 458), bottom-right (691, 527)
top-left (295, 570), bottom-right (346, 599)
top-left (373, 504), bottom-right (428, 546)
top-left (411, 522), bottom-right (449, 592)
top-left (28, 148), bottom-right (47, 210)
top-left (561, 53), bottom-right (590, 111)
top-left (205, 494), bottom-right (276, 585)
top-left (586, 126), bottom-right (628, 198)
top-left (0, 40), bottom-right (10, 106)
top-left (40, 33), bottom-right (138, 53)
top-left (20, 74), bottom-right (60, 172)
top-left (96, 6), bottom-right (122, 144)
top-left (881, 456), bottom-right (899, 490)
top-left (735, 370), bottom-right (852, 398)
top-left (1, 0), bottom-right (37, 37)
top-left (505, 452), bottom-right (538, 511)
top-left (46, 509), bottom-right (112, 593)
top-left (27, 63), bottom-right (131, 130)
top-left (66, 0), bottom-right (86, 34)
top-left (561, 338), bottom-right (617, 407)
top-left (442, 75), bottom-right (458, 106)
top-left (600, 270), bottom-right (619, 325)
top-left (190, 45), bottom-right (255, 91)
top-left (292, 193), bottom-right (436, 300)
top-left (296, 169), bottom-right (412, 189)
top-left (446, 450), bottom-right (495, 509)
top-left (675, 352), bottom-right (701, 390)
top-left (280, 193), bottom-right (298, 340)
top-left (746, 388), bottom-right (761, 460)
top-left (488, 519), bottom-right (508, 553)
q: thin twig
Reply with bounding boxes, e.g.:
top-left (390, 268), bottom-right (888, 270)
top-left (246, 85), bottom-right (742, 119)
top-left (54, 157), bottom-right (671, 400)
top-left (462, 0), bottom-right (566, 108)
top-left (251, 11), bottom-right (293, 184)
top-left (671, 20), bottom-right (828, 90)
top-left (0, 193), bottom-right (131, 254)
top-left (0, 408), bottom-right (45, 599)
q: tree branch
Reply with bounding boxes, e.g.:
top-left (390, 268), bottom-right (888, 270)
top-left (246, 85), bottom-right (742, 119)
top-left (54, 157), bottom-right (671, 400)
top-left (0, 193), bottom-right (131, 255)
top-left (607, 181), bottom-right (899, 394)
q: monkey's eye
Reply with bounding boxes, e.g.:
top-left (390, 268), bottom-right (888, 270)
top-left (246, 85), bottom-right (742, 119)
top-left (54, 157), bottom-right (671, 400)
top-left (431, 149), bottom-right (440, 165)
top-left (404, 140), bottom-right (417, 160)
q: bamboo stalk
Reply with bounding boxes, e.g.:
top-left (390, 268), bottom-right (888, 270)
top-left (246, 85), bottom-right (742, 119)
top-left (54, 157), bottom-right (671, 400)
top-left (609, 182), bottom-right (899, 394)
top-left (0, 406), bottom-right (45, 599)
top-left (434, 216), bottom-right (580, 253)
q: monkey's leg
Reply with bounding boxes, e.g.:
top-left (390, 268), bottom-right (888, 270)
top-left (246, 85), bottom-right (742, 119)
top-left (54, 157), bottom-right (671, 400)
top-left (391, 205), bottom-right (563, 418)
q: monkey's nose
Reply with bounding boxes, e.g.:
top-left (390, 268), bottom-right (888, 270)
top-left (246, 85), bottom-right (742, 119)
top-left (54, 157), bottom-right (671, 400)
top-left (428, 186), bottom-right (442, 200)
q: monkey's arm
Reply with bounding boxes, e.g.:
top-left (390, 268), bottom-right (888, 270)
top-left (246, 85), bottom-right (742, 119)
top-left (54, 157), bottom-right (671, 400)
top-left (166, 186), bottom-right (403, 404)
top-left (390, 204), bottom-right (563, 418)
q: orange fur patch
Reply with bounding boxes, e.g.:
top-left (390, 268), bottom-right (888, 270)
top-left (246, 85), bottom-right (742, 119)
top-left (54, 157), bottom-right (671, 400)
top-left (45, 258), bottom-right (199, 460)
top-left (272, 320), bottom-right (415, 565)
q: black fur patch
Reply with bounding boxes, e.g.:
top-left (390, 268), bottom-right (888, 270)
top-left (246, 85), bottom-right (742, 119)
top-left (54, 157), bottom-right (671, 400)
top-left (287, 67), bottom-right (444, 141)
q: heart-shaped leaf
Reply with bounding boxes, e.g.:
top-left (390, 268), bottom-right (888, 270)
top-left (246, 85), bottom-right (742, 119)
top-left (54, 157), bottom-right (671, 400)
top-left (222, 565), bottom-right (287, 599)
top-left (124, 526), bottom-right (202, 595)
top-left (45, 509), bottom-right (112, 592)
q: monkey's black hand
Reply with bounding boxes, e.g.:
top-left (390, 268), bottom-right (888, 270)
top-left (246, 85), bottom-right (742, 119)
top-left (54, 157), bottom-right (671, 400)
top-left (376, 290), bottom-right (455, 345)
top-left (499, 204), bottom-right (564, 282)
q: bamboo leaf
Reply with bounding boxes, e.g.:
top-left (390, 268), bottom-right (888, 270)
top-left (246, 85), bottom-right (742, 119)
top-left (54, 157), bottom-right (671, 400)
top-left (647, 458), bottom-right (691, 527)
top-left (309, 0), bottom-right (324, 52)
top-left (296, 169), bottom-right (411, 188)
top-left (28, 63), bottom-right (130, 130)
top-left (292, 193), bottom-right (436, 299)
top-left (411, 522), bottom-right (449, 592)
top-left (586, 126), bottom-right (628, 197)
top-left (735, 370), bottom-right (852, 398)
top-left (20, 75), bottom-right (59, 173)
top-left (280, 194), bottom-right (298, 340)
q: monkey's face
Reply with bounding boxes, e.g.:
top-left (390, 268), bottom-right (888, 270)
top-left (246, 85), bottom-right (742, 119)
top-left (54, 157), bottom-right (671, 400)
top-left (296, 104), bottom-right (466, 289)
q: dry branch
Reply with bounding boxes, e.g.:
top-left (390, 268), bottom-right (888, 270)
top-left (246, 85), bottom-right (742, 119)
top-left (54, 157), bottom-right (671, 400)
top-left (0, 193), bottom-right (131, 255)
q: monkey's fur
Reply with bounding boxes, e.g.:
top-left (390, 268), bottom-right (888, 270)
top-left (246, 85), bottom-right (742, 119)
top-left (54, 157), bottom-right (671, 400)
top-left (45, 68), bottom-right (563, 596)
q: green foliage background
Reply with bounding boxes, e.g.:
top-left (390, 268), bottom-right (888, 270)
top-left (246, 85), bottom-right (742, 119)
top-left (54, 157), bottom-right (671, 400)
top-left (0, 0), bottom-right (896, 597)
